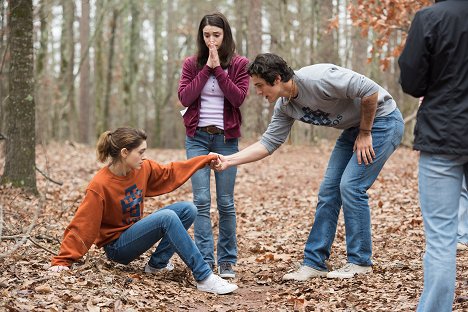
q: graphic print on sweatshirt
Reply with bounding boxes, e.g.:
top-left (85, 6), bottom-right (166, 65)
top-left (300, 107), bottom-right (342, 127)
top-left (120, 184), bottom-right (143, 224)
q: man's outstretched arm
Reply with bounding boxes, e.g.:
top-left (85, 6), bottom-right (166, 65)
top-left (212, 141), bottom-right (270, 171)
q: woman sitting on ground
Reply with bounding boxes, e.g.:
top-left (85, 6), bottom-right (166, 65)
top-left (48, 127), bottom-right (237, 295)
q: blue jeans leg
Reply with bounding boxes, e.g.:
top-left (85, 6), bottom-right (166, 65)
top-left (104, 201), bottom-right (212, 282)
top-left (458, 177), bottom-right (468, 244)
top-left (417, 153), bottom-right (468, 312)
top-left (303, 109), bottom-right (404, 270)
top-left (185, 130), bottom-right (238, 265)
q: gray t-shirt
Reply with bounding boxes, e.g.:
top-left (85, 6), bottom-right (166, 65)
top-left (260, 64), bottom-right (396, 153)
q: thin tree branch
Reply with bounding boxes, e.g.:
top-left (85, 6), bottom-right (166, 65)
top-left (1, 234), bottom-right (56, 255)
top-left (35, 165), bottom-right (63, 185)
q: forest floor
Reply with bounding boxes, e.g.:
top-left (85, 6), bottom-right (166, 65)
top-left (0, 141), bottom-right (467, 312)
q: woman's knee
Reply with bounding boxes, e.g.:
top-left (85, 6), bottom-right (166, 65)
top-left (217, 195), bottom-right (235, 214)
top-left (156, 209), bottom-right (179, 224)
top-left (193, 189), bottom-right (211, 207)
top-left (181, 201), bottom-right (198, 220)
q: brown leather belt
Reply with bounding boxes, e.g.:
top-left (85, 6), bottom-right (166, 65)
top-left (197, 125), bottom-right (224, 135)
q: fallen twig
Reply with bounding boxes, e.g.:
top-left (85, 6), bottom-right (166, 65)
top-left (1, 234), bottom-right (56, 255)
top-left (35, 166), bottom-right (63, 185)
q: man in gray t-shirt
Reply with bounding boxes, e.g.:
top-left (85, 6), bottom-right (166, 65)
top-left (213, 53), bottom-right (404, 280)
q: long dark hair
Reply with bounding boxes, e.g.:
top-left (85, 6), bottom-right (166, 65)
top-left (196, 12), bottom-right (235, 69)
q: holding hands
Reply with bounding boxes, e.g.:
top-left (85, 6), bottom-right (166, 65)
top-left (210, 153), bottom-right (228, 171)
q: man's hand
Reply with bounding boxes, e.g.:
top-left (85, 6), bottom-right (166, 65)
top-left (48, 265), bottom-right (70, 272)
top-left (353, 131), bottom-right (375, 165)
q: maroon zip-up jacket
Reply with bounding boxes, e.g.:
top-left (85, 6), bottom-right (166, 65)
top-left (178, 55), bottom-right (250, 139)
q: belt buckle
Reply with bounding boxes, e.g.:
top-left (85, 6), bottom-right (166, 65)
top-left (206, 126), bottom-right (217, 135)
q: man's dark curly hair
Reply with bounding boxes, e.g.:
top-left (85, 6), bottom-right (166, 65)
top-left (247, 53), bottom-right (295, 86)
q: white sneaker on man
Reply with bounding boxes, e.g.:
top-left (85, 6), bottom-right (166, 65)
top-left (457, 242), bottom-right (468, 251)
top-left (282, 265), bottom-right (328, 281)
top-left (144, 262), bottom-right (174, 274)
top-left (326, 263), bottom-right (372, 279)
top-left (196, 273), bottom-right (238, 294)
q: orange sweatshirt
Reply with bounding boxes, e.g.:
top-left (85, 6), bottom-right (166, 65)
top-left (51, 155), bottom-right (216, 267)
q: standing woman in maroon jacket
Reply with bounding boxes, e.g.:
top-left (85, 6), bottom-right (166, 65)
top-left (178, 12), bottom-right (249, 278)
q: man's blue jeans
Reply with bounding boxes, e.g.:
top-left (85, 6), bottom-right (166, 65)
top-left (104, 202), bottom-right (212, 282)
top-left (185, 130), bottom-right (238, 266)
top-left (303, 108), bottom-right (404, 271)
top-left (417, 153), bottom-right (468, 312)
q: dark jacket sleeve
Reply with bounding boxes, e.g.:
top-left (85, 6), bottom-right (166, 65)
top-left (398, 10), bottom-right (434, 98)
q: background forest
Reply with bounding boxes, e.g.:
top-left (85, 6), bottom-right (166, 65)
top-left (3, 1), bottom-right (468, 311)
top-left (0, 0), bottom-right (428, 150)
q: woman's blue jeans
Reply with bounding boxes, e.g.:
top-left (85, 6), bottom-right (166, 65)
top-left (417, 153), bottom-right (468, 312)
top-left (303, 108), bottom-right (404, 271)
top-left (185, 130), bottom-right (238, 266)
top-left (104, 202), bottom-right (212, 282)
top-left (458, 177), bottom-right (468, 244)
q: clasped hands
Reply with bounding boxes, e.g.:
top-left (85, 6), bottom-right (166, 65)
top-left (210, 153), bottom-right (228, 171)
top-left (206, 42), bottom-right (220, 68)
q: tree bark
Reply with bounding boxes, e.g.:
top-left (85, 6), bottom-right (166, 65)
top-left (2, 0), bottom-right (37, 193)
top-left (58, 0), bottom-right (75, 140)
top-left (243, 0), bottom-right (264, 138)
top-left (103, 9), bottom-right (119, 133)
top-left (79, 0), bottom-right (91, 143)
top-left (0, 0), bottom-right (8, 136)
top-left (123, 2), bottom-right (140, 127)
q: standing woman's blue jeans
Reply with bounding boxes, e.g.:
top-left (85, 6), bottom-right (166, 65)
top-left (458, 177), bottom-right (468, 245)
top-left (417, 153), bottom-right (468, 312)
top-left (303, 108), bottom-right (404, 271)
top-left (185, 130), bottom-right (238, 267)
top-left (104, 202), bottom-right (212, 282)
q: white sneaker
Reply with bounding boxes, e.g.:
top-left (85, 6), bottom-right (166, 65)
top-left (282, 265), bottom-right (328, 281)
top-left (144, 262), bottom-right (174, 274)
top-left (326, 263), bottom-right (372, 279)
top-left (196, 273), bottom-right (238, 294)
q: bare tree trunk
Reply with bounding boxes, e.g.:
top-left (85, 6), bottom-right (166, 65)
top-left (35, 0), bottom-right (51, 144)
top-left (94, 0), bottom-right (105, 138)
top-left (242, 0), bottom-right (264, 138)
top-left (58, 0), bottom-right (75, 141)
top-left (0, 0), bottom-right (8, 136)
top-left (315, 0), bottom-right (339, 64)
top-left (2, 0), bottom-right (37, 193)
top-left (123, 2), bottom-right (140, 127)
top-left (79, 0), bottom-right (91, 143)
top-left (103, 9), bottom-right (119, 133)
top-left (234, 0), bottom-right (246, 56)
top-left (152, 0), bottom-right (164, 147)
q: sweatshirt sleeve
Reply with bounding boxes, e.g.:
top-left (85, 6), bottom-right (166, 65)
top-left (51, 190), bottom-right (104, 267)
top-left (398, 10), bottom-right (432, 97)
top-left (260, 102), bottom-right (295, 154)
top-left (319, 66), bottom-right (379, 101)
top-left (212, 57), bottom-right (250, 108)
top-left (146, 155), bottom-right (217, 196)
top-left (178, 57), bottom-right (211, 107)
